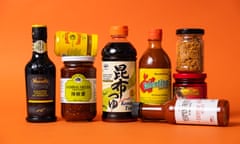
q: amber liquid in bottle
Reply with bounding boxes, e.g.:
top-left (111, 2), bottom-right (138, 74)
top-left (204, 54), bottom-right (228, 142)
top-left (102, 25), bottom-right (137, 121)
top-left (139, 29), bottom-right (171, 105)
top-left (25, 25), bottom-right (56, 122)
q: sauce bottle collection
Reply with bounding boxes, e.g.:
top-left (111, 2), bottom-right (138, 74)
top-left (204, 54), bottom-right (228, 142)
top-left (25, 25), bottom-right (230, 126)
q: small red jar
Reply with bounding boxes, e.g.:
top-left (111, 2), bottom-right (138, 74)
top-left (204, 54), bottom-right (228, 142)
top-left (173, 73), bottom-right (207, 99)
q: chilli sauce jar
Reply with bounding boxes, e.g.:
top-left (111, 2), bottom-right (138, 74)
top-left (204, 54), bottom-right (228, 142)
top-left (61, 56), bottom-right (96, 121)
top-left (173, 73), bottom-right (207, 99)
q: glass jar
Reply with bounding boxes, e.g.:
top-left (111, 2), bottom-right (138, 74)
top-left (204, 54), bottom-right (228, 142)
top-left (61, 56), bottom-right (96, 121)
top-left (176, 28), bottom-right (204, 73)
top-left (173, 73), bottom-right (207, 99)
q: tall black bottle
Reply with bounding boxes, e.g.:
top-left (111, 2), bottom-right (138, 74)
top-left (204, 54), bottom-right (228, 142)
top-left (102, 25), bottom-right (137, 121)
top-left (25, 25), bottom-right (56, 122)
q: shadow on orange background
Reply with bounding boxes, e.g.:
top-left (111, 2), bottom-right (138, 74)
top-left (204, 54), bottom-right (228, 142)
top-left (0, 0), bottom-right (240, 144)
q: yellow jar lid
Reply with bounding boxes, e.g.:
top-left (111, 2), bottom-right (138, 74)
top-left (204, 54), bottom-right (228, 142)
top-left (54, 31), bottom-right (98, 57)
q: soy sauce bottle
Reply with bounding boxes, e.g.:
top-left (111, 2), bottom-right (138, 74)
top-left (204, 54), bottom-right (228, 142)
top-left (25, 25), bottom-right (56, 122)
top-left (102, 25), bottom-right (137, 122)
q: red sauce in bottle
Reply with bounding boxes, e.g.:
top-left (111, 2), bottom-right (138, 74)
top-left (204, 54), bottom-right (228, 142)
top-left (132, 99), bottom-right (230, 126)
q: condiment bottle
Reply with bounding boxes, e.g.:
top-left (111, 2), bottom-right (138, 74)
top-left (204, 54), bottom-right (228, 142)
top-left (139, 28), bottom-right (171, 105)
top-left (173, 73), bottom-right (207, 99)
top-left (176, 28), bottom-right (204, 73)
top-left (25, 25), bottom-right (56, 122)
top-left (61, 56), bottom-right (96, 121)
top-left (132, 99), bottom-right (229, 126)
top-left (102, 25), bottom-right (137, 122)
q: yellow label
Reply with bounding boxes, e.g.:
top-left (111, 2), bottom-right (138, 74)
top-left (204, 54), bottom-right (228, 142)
top-left (54, 31), bottom-right (98, 56)
top-left (65, 74), bottom-right (92, 102)
top-left (139, 68), bottom-right (171, 105)
top-left (102, 61), bottom-right (136, 112)
top-left (28, 100), bottom-right (53, 103)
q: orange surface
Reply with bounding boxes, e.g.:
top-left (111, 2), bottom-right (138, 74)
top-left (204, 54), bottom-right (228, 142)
top-left (1, 0), bottom-right (240, 143)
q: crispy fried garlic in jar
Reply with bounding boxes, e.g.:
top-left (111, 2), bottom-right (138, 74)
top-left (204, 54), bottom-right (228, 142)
top-left (176, 28), bottom-right (204, 73)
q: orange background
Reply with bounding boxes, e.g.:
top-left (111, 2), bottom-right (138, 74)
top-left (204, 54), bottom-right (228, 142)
top-left (0, 0), bottom-right (240, 143)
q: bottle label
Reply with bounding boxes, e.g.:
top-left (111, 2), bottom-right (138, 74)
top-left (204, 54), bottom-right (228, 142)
top-left (174, 99), bottom-right (219, 125)
top-left (26, 75), bottom-right (55, 116)
top-left (139, 68), bottom-right (171, 105)
top-left (174, 86), bottom-right (206, 99)
top-left (27, 75), bottom-right (54, 103)
top-left (61, 74), bottom-right (96, 103)
top-left (102, 61), bottom-right (136, 112)
top-left (32, 40), bottom-right (47, 53)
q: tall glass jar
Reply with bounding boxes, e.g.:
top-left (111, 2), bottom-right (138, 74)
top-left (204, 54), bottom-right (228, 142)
top-left (61, 56), bottom-right (96, 121)
top-left (176, 28), bottom-right (204, 73)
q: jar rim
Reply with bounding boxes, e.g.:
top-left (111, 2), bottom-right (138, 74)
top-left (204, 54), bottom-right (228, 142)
top-left (173, 73), bottom-right (207, 79)
top-left (62, 56), bottom-right (94, 62)
top-left (176, 28), bottom-right (204, 35)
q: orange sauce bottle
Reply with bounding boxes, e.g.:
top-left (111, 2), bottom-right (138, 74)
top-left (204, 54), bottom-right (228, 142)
top-left (132, 99), bottom-right (229, 126)
top-left (139, 28), bottom-right (171, 105)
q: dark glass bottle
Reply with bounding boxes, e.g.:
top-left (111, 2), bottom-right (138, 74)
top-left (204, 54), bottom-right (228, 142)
top-left (25, 25), bottom-right (56, 122)
top-left (102, 25), bottom-right (137, 122)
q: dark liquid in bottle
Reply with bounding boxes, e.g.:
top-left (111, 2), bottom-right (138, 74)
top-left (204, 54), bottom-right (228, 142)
top-left (102, 42), bottom-right (137, 121)
top-left (25, 25), bottom-right (56, 122)
top-left (25, 52), bottom-right (56, 122)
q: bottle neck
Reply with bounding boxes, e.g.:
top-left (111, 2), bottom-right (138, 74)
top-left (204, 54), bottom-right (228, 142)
top-left (148, 39), bottom-right (162, 49)
top-left (32, 51), bottom-right (48, 59)
top-left (110, 35), bottom-right (128, 42)
top-left (32, 39), bottom-right (48, 54)
top-left (140, 104), bottom-right (165, 120)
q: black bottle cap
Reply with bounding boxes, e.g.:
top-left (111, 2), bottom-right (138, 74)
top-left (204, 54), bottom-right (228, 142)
top-left (176, 28), bottom-right (204, 35)
top-left (131, 102), bottom-right (141, 118)
top-left (32, 25), bottom-right (47, 42)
